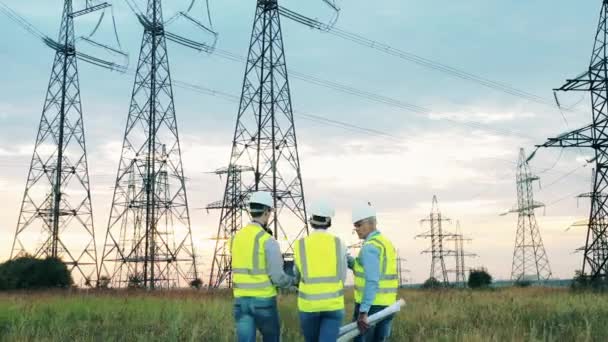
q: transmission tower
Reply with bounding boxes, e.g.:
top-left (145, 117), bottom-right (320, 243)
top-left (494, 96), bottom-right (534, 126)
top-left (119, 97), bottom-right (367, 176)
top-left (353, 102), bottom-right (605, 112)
top-left (396, 252), bottom-right (410, 288)
top-left (207, 165), bottom-right (254, 288)
top-left (534, 1), bottom-right (608, 281)
top-left (9, 0), bottom-right (122, 287)
top-left (212, 0), bottom-right (333, 272)
top-left (100, 0), bottom-right (204, 289)
top-left (503, 148), bottom-right (552, 282)
top-left (446, 222), bottom-right (476, 287)
top-left (417, 195), bottom-right (454, 286)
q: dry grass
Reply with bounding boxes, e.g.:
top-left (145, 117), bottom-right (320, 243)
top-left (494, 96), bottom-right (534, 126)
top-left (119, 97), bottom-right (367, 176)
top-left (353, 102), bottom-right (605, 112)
top-left (0, 288), bottom-right (606, 341)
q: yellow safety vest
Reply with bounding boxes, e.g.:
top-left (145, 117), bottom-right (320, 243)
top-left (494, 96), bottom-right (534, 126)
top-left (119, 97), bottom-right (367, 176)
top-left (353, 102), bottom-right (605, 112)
top-left (354, 233), bottom-right (398, 306)
top-left (231, 224), bottom-right (278, 298)
top-left (294, 232), bottom-right (345, 312)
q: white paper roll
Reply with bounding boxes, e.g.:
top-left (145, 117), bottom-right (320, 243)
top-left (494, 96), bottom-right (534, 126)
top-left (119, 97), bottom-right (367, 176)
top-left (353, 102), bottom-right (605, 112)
top-left (337, 299), bottom-right (406, 342)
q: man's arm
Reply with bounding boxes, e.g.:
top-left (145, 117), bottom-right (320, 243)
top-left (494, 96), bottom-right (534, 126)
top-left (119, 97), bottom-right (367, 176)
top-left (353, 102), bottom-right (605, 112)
top-left (339, 239), bottom-right (348, 283)
top-left (359, 244), bottom-right (381, 313)
top-left (292, 263), bottom-right (301, 285)
top-left (264, 238), bottom-right (295, 288)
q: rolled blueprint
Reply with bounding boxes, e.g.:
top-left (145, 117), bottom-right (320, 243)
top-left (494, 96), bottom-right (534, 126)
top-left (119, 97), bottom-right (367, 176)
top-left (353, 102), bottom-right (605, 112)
top-left (337, 299), bottom-right (406, 342)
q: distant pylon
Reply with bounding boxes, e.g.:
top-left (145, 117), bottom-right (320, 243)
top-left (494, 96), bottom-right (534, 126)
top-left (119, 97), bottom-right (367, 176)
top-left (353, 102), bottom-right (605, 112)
top-left (503, 148), bottom-right (552, 282)
top-left (417, 196), bottom-right (454, 286)
top-left (535, 0), bottom-right (608, 280)
top-left (10, 0), bottom-right (102, 287)
top-left (396, 252), bottom-right (410, 287)
top-left (207, 165), bottom-right (254, 288)
top-left (214, 0), bottom-right (309, 273)
top-left (100, 0), bottom-right (198, 289)
top-left (445, 221), bottom-right (476, 287)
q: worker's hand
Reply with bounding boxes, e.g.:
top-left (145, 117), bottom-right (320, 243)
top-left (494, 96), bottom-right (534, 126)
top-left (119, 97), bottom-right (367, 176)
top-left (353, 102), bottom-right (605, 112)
top-left (357, 312), bottom-right (370, 334)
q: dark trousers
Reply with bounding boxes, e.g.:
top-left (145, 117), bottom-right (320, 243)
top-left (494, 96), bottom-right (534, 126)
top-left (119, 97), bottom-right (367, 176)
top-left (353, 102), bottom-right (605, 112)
top-left (233, 297), bottom-right (280, 342)
top-left (352, 303), bottom-right (395, 342)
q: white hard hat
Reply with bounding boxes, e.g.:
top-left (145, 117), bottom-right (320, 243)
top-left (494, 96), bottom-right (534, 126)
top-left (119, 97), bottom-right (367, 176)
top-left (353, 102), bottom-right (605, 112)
top-left (309, 200), bottom-right (335, 219)
top-left (249, 191), bottom-right (274, 209)
top-left (352, 203), bottom-right (376, 224)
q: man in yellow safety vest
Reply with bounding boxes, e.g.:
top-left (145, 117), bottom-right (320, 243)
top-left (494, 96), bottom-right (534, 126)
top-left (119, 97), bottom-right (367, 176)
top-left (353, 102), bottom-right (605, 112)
top-left (231, 191), bottom-right (295, 342)
top-left (349, 203), bottom-right (398, 342)
top-left (293, 200), bottom-right (348, 342)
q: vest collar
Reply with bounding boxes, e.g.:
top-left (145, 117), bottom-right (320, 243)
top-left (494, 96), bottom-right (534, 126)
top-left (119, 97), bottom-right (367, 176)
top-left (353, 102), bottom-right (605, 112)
top-left (364, 230), bottom-right (380, 242)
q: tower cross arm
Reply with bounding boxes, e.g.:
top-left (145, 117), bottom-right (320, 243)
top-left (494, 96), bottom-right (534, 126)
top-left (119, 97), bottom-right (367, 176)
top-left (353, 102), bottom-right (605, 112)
top-left (554, 69), bottom-right (595, 92)
top-left (69, 3), bottom-right (110, 18)
top-left (536, 124), bottom-right (595, 149)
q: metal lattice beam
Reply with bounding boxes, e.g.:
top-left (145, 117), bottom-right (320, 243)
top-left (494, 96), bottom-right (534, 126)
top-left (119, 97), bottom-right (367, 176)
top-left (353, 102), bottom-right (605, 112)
top-left (99, 0), bottom-right (198, 289)
top-left (537, 1), bottom-right (608, 281)
top-left (417, 196), bottom-right (454, 286)
top-left (10, 0), bottom-right (99, 287)
top-left (208, 0), bottom-right (309, 288)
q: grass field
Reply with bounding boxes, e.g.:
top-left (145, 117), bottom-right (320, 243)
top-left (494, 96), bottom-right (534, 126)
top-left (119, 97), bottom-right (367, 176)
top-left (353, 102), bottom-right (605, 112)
top-left (0, 288), bottom-right (607, 341)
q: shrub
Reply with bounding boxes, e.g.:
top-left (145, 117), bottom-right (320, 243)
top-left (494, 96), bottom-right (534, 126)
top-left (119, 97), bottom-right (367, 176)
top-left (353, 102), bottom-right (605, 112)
top-left (190, 278), bottom-right (203, 289)
top-left (128, 274), bottom-right (143, 289)
top-left (514, 279), bottom-right (532, 287)
top-left (97, 276), bottom-right (111, 289)
top-left (421, 277), bottom-right (443, 289)
top-left (468, 268), bottom-right (492, 289)
top-left (0, 256), bottom-right (72, 290)
top-left (571, 270), bottom-right (608, 291)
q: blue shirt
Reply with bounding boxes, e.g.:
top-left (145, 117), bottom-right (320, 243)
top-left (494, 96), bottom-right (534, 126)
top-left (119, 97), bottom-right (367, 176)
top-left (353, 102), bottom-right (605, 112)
top-left (348, 231), bottom-right (382, 313)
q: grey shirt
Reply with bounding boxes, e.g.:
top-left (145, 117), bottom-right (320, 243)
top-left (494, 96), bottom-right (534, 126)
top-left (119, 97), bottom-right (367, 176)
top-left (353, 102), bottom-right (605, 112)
top-left (293, 229), bottom-right (348, 284)
top-left (248, 221), bottom-right (295, 288)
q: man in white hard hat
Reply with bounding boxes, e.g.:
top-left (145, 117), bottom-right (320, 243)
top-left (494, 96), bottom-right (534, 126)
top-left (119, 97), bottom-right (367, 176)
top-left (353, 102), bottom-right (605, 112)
top-left (349, 203), bottom-right (398, 342)
top-left (231, 191), bottom-right (295, 342)
top-left (293, 200), bottom-right (348, 342)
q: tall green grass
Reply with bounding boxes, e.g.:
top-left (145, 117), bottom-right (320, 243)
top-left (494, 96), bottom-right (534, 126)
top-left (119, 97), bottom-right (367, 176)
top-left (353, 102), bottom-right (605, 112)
top-left (0, 288), bottom-right (606, 341)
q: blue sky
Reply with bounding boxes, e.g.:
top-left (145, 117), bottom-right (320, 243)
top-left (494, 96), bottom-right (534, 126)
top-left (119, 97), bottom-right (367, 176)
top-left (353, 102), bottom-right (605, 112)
top-left (0, 0), bottom-right (602, 283)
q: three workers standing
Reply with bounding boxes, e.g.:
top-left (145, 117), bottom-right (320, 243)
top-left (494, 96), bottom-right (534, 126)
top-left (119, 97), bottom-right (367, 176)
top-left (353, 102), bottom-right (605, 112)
top-left (231, 192), bottom-right (398, 342)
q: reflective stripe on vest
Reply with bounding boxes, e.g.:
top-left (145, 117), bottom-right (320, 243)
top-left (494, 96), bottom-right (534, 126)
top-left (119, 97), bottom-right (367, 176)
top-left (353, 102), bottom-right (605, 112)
top-left (295, 233), bottom-right (345, 312)
top-left (353, 233), bottom-right (398, 306)
top-left (232, 225), bottom-right (277, 298)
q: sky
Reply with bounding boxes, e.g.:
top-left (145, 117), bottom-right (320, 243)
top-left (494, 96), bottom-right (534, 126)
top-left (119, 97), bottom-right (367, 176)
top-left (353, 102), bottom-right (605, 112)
top-left (0, 0), bottom-right (602, 284)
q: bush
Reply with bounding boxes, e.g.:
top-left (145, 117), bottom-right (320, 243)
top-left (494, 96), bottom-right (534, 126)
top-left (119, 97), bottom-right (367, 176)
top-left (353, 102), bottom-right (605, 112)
top-left (128, 274), bottom-right (143, 289)
top-left (190, 278), bottom-right (203, 289)
top-left (0, 256), bottom-right (72, 290)
top-left (468, 268), bottom-right (492, 289)
top-left (514, 279), bottom-right (532, 288)
top-left (97, 276), bottom-right (111, 289)
top-left (571, 270), bottom-right (608, 291)
top-left (421, 277), bottom-right (443, 289)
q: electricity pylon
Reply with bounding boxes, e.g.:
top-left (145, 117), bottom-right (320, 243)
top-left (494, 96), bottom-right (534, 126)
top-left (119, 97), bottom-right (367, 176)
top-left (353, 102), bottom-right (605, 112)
top-left (446, 221), bottom-right (476, 287)
top-left (100, 0), bottom-right (199, 289)
top-left (206, 165), bottom-right (254, 288)
top-left (417, 196), bottom-right (454, 286)
top-left (503, 148), bottom-right (552, 282)
top-left (535, 1), bottom-right (608, 281)
top-left (9, 0), bottom-right (119, 287)
top-left (211, 0), bottom-right (313, 286)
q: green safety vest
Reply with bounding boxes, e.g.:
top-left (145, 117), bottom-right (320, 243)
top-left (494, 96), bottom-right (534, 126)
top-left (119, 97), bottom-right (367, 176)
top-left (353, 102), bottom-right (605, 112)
top-left (294, 232), bottom-right (345, 312)
top-left (231, 224), bottom-right (277, 298)
top-left (354, 233), bottom-right (398, 306)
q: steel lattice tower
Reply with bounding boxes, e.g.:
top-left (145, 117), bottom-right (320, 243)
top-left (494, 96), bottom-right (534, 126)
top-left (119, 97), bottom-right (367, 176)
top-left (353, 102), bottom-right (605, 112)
top-left (207, 165), bottom-right (254, 287)
top-left (208, 0), bottom-right (309, 287)
top-left (417, 196), bottom-right (454, 285)
top-left (446, 221), bottom-right (475, 287)
top-left (100, 0), bottom-right (198, 289)
top-left (503, 148), bottom-right (552, 282)
top-left (536, 1), bottom-right (608, 281)
top-left (10, 0), bottom-right (99, 287)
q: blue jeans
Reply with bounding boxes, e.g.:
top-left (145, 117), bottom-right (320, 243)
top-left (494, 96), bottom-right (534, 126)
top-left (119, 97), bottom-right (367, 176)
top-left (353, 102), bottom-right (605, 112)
top-left (233, 297), bottom-right (280, 342)
top-left (352, 303), bottom-right (394, 342)
top-left (299, 309), bottom-right (344, 342)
